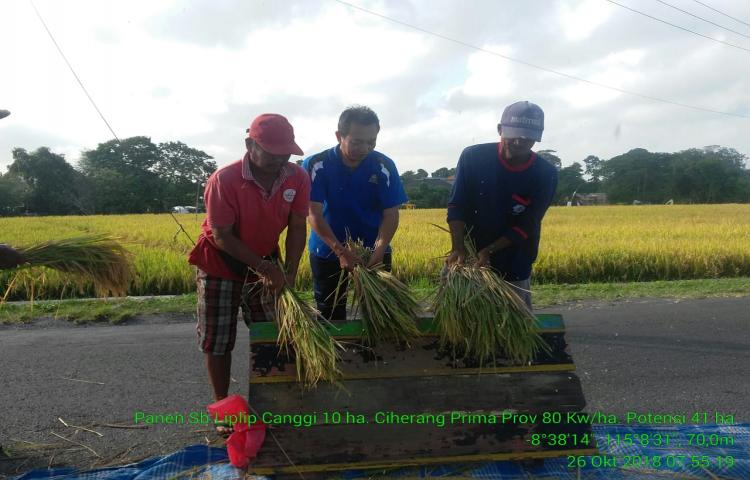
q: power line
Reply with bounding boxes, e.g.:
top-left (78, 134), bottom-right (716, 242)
top-left (691, 0), bottom-right (750, 30)
top-left (331, 0), bottom-right (750, 119)
top-left (654, 0), bottom-right (750, 40)
top-left (604, 0), bottom-right (750, 54)
top-left (30, 0), bottom-right (120, 142)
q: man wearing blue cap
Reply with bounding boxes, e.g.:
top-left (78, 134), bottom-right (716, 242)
top-left (445, 101), bottom-right (558, 308)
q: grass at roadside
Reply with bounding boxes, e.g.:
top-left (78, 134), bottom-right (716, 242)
top-left (1, 277), bottom-right (748, 325)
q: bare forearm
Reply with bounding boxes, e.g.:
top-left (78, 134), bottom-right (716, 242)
top-left (448, 220), bottom-right (466, 252)
top-left (213, 233), bottom-right (266, 269)
top-left (308, 214), bottom-right (345, 255)
top-left (374, 208), bottom-right (399, 252)
top-left (284, 225), bottom-right (306, 275)
top-left (483, 236), bottom-right (512, 254)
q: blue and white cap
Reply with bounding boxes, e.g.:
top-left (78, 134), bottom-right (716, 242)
top-left (499, 101), bottom-right (544, 142)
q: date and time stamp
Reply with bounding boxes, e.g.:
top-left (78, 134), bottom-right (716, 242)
top-left (525, 410), bottom-right (739, 471)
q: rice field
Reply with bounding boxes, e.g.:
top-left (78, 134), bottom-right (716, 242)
top-left (1, 204), bottom-right (749, 299)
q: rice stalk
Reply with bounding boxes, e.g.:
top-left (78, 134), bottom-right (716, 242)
top-left (275, 287), bottom-right (343, 388)
top-left (342, 239), bottom-right (420, 345)
top-left (14, 235), bottom-right (133, 297)
top-left (433, 231), bottom-right (548, 366)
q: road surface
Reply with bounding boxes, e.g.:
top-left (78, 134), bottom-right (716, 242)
top-left (1, 296), bottom-right (748, 476)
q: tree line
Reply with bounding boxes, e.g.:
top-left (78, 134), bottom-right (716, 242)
top-left (1, 139), bottom-right (748, 215)
top-left (0, 137), bottom-right (216, 215)
top-left (399, 146), bottom-right (750, 208)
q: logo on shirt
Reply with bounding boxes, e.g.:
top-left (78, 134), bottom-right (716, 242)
top-left (311, 162), bottom-right (324, 182)
top-left (511, 194), bottom-right (531, 215)
top-left (380, 164), bottom-right (391, 187)
top-left (368, 174), bottom-right (379, 185)
top-left (283, 189), bottom-right (297, 203)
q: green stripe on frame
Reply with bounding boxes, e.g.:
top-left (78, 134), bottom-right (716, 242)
top-left (249, 314), bottom-right (564, 342)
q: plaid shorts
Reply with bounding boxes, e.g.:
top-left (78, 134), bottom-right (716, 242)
top-left (196, 269), bottom-right (275, 355)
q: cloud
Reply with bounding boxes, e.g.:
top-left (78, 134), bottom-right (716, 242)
top-left (559, 0), bottom-right (614, 42)
top-left (1, 0), bottom-right (749, 175)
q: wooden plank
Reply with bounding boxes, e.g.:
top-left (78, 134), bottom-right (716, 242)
top-left (251, 333), bottom-right (574, 383)
top-left (250, 372), bottom-right (587, 415)
top-left (248, 421), bottom-right (597, 475)
top-left (248, 314), bottom-right (566, 343)
top-left (244, 312), bottom-right (592, 474)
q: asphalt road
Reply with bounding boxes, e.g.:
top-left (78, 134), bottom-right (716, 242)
top-left (1, 296), bottom-right (748, 476)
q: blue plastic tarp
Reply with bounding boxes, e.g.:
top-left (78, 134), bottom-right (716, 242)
top-left (13, 423), bottom-right (749, 479)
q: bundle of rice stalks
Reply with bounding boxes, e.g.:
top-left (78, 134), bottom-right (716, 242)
top-left (342, 239), bottom-right (420, 346)
top-left (13, 235), bottom-right (134, 297)
top-left (433, 230), bottom-right (548, 365)
top-left (275, 287), bottom-right (343, 388)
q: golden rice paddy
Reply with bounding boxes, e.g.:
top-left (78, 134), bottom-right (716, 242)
top-left (1, 204), bottom-right (749, 299)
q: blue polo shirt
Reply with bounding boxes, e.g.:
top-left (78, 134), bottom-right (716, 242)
top-left (447, 142), bottom-right (558, 280)
top-left (303, 146), bottom-right (408, 259)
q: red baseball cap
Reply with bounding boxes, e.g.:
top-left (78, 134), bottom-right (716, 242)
top-left (247, 113), bottom-right (303, 156)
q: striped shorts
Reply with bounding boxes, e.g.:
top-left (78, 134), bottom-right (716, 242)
top-left (196, 269), bottom-right (275, 355)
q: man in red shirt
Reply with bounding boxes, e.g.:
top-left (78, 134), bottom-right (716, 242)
top-left (188, 114), bottom-right (310, 418)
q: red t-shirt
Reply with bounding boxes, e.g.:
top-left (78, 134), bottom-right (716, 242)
top-left (188, 155), bottom-right (311, 280)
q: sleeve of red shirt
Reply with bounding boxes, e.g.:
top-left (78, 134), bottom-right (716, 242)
top-left (290, 166), bottom-right (311, 217)
top-left (205, 171), bottom-right (237, 228)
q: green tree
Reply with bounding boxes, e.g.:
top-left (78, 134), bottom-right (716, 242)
top-left (431, 167), bottom-right (456, 178)
top-left (415, 169), bottom-right (429, 179)
top-left (537, 150), bottom-right (562, 170)
top-left (7, 147), bottom-right (84, 215)
top-left (0, 171), bottom-right (29, 215)
top-left (405, 181), bottom-right (450, 208)
top-left (555, 162), bottom-right (586, 205)
top-left (400, 170), bottom-right (417, 184)
top-left (78, 137), bottom-right (163, 213)
top-left (583, 155), bottom-right (603, 183)
top-left (600, 149), bottom-right (671, 203)
top-left (597, 146), bottom-right (749, 204)
top-left (668, 147), bottom-right (748, 203)
top-left (155, 142), bottom-right (216, 209)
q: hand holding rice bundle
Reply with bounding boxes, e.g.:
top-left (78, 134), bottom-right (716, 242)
top-left (5, 235), bottom-right (134, 298)
top-left (340, 239), bottom-right (420, 346)
top-left (270, 268), bottom-right (343, 388)
top-left (434, 236), bottom-right (548, 366)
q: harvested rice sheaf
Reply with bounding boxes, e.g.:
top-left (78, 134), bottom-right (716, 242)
top-left (342, 239), bottom-right (420, 345)
top-left (14, 234), bottom-right (134, 297)
top-left (434, 265), bottom-right (548, 365)
top-left (433, 232), bottom-right (548, 365)
top-left (276, 287), bottom-right (343, 388)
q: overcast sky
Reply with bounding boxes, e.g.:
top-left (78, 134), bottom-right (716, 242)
top-left (2, 0), bottom-right (749, 174)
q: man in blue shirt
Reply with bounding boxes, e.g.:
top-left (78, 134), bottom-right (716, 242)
top-left (445, 101), bottom-right (558, 308)
top-left (303, 106), bottom-right (408, 320)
